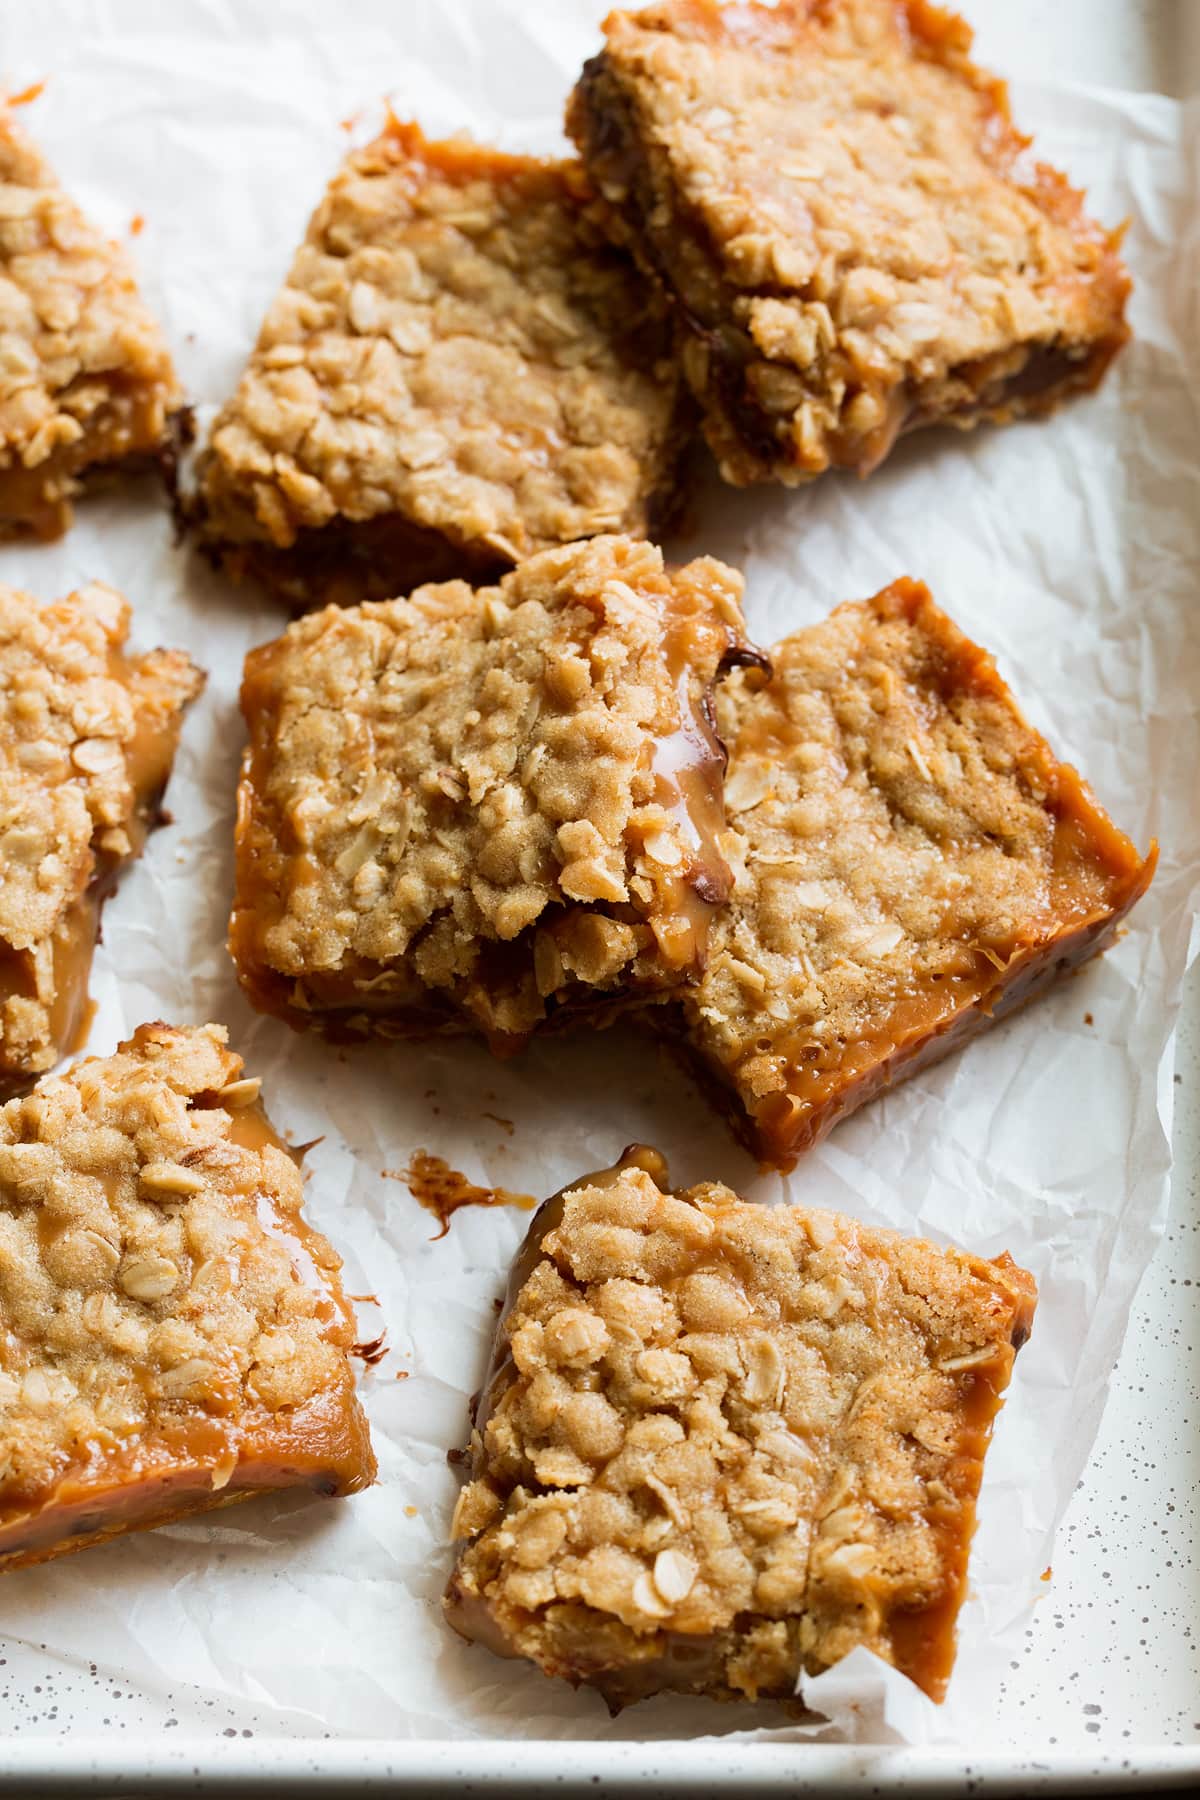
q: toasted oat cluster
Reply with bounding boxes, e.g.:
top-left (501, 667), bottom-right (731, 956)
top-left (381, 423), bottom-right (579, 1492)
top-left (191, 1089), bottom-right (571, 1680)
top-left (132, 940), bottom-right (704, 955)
top-left (0, 583), bottom-right (203, 1097)
top-left (671, 579), bottom-right (1155, 1168)
top-left (195, 123), bottom-right (691, 608)
top-left (568, 0), bottom-right (1130, 486)
top-left (445, 1147), bottom-right (1036, 1707)
top-left (231, 536), bottom-right (756, 1049)
top-left (0, 110), bottom-right (179, 538)
top-left (0, 1022), bottom-right (376, 1571)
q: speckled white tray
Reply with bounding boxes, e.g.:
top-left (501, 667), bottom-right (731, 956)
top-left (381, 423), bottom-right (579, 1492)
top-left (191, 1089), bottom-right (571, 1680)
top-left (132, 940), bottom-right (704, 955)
top-left (1, 0), bottom-right (1198, 1792)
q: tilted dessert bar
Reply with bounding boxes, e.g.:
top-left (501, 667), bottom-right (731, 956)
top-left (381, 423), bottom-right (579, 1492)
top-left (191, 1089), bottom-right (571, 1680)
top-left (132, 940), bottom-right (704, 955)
top-left (0, 1022), bottom-right (376, 1571)
top-left (194, 122), bottom-right (691, 608)
top-left (0, 109), bottom-right (180, 538)
top-left (568, 0), bottom-right (1130, 486)
top-left (670, 578), bottom-right (1155, 1169)
top-left (0, 583), bottom-right (203, 1097)
top-left (230, 536), bottom-right (760, 1050)
top-left (445, 1146), bottom-right (1036, 1707)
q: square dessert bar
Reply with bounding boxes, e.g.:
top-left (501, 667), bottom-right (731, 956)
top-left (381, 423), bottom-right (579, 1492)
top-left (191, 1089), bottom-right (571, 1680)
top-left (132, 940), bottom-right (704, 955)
top-left (445, 1146), bottom-right (1036, 1707)
top-left (673, 578), bottom-right (1155, 1169)
top-left (195, 122), bottom-right (691, 609)
top-left (0, 110), bottom-right (179, 538)
top-left (230, 535), bottom-right (759, 1050)
top-left (0, 583), bottom-right (203, 1097)
top-left (0, 1022), bottom-right (376, 1572)
top-left (568, 0), bottom-right (1130, 486)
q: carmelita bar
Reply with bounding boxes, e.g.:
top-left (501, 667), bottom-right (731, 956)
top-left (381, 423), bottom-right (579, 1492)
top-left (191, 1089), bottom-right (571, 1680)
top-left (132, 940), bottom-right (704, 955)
top-left (568, 0), bottom-right (1129, 486)
top-left (668, 578), bottom-right (1155, 1168)
top-left (446, 1146), bottom-right (1036, 1707)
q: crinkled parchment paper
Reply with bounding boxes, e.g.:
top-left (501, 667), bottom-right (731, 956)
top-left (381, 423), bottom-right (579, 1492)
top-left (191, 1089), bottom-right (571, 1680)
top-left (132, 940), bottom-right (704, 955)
top-left (1, 0), bottom-right (1198, 1754)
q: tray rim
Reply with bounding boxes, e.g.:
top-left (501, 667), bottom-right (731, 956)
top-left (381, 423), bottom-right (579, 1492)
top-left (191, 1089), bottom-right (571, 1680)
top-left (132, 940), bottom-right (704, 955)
top-left (0, 1), bottom-right (1195, 1786)
top-left (1, 1740), bottom-right (1199, 1795)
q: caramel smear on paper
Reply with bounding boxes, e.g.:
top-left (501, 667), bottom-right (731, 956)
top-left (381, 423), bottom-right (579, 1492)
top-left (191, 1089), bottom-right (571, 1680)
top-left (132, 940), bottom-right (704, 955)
top-left (389, 1153), bottom-right (535, 1240)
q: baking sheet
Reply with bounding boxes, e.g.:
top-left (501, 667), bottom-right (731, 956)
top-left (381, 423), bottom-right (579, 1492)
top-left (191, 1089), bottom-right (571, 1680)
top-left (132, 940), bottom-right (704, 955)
top-left (1, 0), bottom-right (1199, 1765)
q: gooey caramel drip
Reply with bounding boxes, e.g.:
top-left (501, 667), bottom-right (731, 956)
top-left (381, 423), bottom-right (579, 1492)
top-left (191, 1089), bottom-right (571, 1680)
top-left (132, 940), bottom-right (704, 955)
top-left (643, 593), bottom-right (744, 968)
top-left (397, 1152), bottom-right (536, 1240)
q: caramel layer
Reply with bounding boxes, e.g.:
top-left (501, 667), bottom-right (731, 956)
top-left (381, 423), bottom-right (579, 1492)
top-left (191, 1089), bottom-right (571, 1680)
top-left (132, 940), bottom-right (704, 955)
top-left (0, 1386), bottom-right (373, 1573)
top-left (0, 890), bottom-right (102, 1102)
top-left (202, 506), bottom-right (508, 615)
top-left (0, 383), bottom-right (172, 542)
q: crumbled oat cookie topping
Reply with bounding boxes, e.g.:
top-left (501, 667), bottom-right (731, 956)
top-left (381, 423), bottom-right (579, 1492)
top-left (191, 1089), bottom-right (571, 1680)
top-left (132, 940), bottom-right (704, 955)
top-left (232, 536), bottom-right (751, 1045)
top-left (680, 579), bottom-right (1152, 1161)
top-left (0, 583), bottom-right (202, 1089)
top-left (197, 123), bottom-right (689, 583)
top-left (0, 112), bottom-right (178, 536)
top-left (447, 1155), bottom-right (1035, 1705)
top-left (0, 1023), bottom-right (365, 1515)
top-left (569, 0), bottom-right (1129, 484)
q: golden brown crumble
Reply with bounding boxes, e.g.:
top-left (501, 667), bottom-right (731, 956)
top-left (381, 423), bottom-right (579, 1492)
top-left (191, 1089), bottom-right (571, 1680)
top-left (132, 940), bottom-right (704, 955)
top-left (0, 1022), bottom-right (375, 1571)
top-left (0, 583), bottom-right (203, 1095)
top-left (231, 536), bottom-right (756, 1049)
top-left (0, 110), bottom-right (179, 538)
top-left (445, 1147), bottom-right (1036, 1707)
top-left (568, 0), bottom-right (1129, 486)
top-left (195, 123), bottom-right (691, 607)
top-left (672, 579), bottom-right (1154, 1167)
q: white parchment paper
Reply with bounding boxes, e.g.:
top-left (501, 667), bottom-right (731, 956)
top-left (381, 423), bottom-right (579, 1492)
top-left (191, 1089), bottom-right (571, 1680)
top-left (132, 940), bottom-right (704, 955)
top-left (1, 0), bottom-right (1198, 1753)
